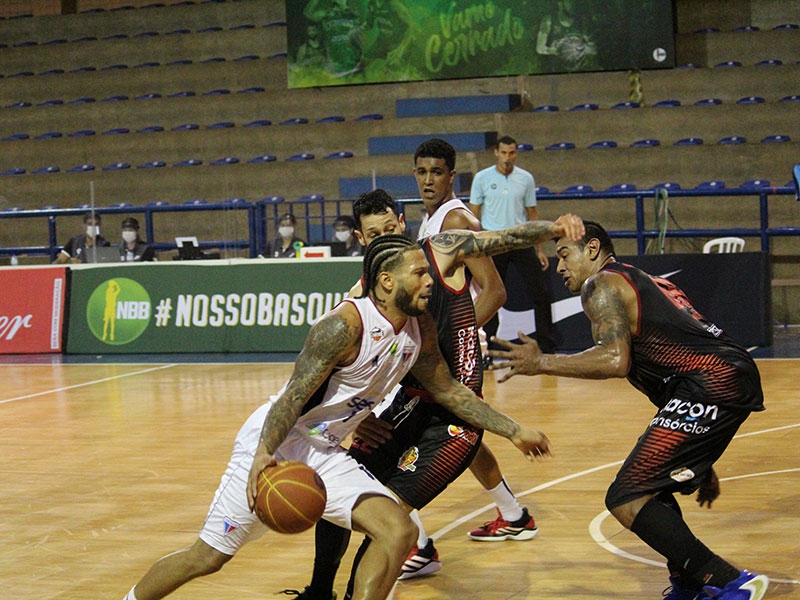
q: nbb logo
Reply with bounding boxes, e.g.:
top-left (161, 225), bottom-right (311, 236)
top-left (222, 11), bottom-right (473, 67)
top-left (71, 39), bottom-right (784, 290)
top-left (86, 278), bottom-right (151, 345)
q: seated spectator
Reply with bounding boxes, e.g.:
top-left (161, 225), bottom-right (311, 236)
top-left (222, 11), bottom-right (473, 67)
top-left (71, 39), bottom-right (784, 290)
top-left (266, 213), bottom-right (307, 258)
top-left (333, 215), bottom-right (363, 256)
top-left (53, 212), bottom-right (110, 264)
top-left (119, 217), bottom-right (155, 262)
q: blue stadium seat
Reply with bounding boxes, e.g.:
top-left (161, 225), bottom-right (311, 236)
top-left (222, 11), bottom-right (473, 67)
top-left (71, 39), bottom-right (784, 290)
top-left (733, 25), bottom-right (759, 32)
top-left (172, 123), bottom-right (200, 131)
top-left (102, 162), bottom-right (131, 171)
top-left (761, 134), bottom-right (791, 143)
top-left (69, 66), bottom-right (96, 73)
top-left (166, 59), bottom-right (193, 66)
top-left (39, 68), bottom-right (65, 76)
top-left (68, 130), bottom-right (96, 138)
top-left (243, 119), bottom-right (272, 127)
top-left (740, 179), bottom-right (771, 189)
top-left (165, 30), bottom-right (191, 36)
top-left (736, 96), bottom-right (765, 104)
top-left (9, 71), bottom-right (35, 77)
top-left (72, 36), bottom-right (97, 43)
top-left (174, 158), bottom-right (203, 167)
top-left (135, 93), bottom-right (162, 100)
top-left (197, 26), bottom-right (223, 33)
top-left (233, 54), bottom-right (260, 61)
top-left (755, 59), bottom-right (783, 67)
top-left (223, 197), bottom-right (248, 204)
top-left (37, 99), bottom-right (64, 107)
top-left (102, 63), bottom-right (129, 70)
top-left (35, 131), bottom-right (63, 140)
top-left (652, 182), bottom-right (681, 191)
top-left (324, 151), bottom-right (353, 159)
top-left (33, 166), bottom-right (60, 175)
top-left (102, 95), bottom-right (129, 102)
top-left (260, 196), bottom-right (285, 204)
top-left (248, 155), bottom-right (277, 163)
top-left (535, 186), bottom-right (550, 194)
top-left (653, 99), bottom-right (681, 108)
top-left (148, 201), bottom-right (170, 206)
top-left (200, 57), bottom-right (226, 64)
top-left (69, 97), bottom-right (96, 104)
top-left (5, 101), bottom-right (32, 109)
top-left (13, 41), bottom-right (38, 48)
top-left (1, 168), bottom-right (26, 176)
top-left (714, 61), bottom-right (742, 68)
top-left (206, 122), bottom-right (235, 129)
top-left (184, 199), bottom-right (207, 205)
top-left (68, 164), bottom-right (95, 173)
top-left (134, 61), bottom-right (160, 68)
top-left (694, 98), bottom-right (722, 106)
top-left (280, 117), bottom-right (309, 125)
top-left (718, 135), bottom-right (747, 145)
top-left (317, 116), bottom-right (346, 124)
top-left (2, 133), bottom-right (29, 141)
top-left (103, 128), bottom-right (130, 135)
top-left (695, 180), bottom-right (726, 190)
top-left (238, 87), bottom-right (266, 93)
top-left (674, 137), bottom-right (704, 146)
top-left (780, 95), bottom-right (800, 103)
top-left (203, 89), bottom-right (231, 96)
top-left (269, 52), bottom-right (288, 58)
top-left (607, 183), bottom-right (636, 191)
top-left (111, 202), bottom-right (134, 208)
top-left (630, 138), bottom-right (660, 147)
top-left (588, 140), bottom-right (617, 149)
top-left (137, 160), bottom-right (167, 169)
top-left (286, 153), bottom-right (315, 161)
top-left (210, 157), bottom-right (240, 165)
top-left (562, 184), bottom-right (593, 193)
top-left (230, 24), bottom-right (256, 30)
top-left (355, 113), bottom-right (384, 121)
top-left (168, 91), bottom-right (196, 98)
top-left (297, 194), bottom-right (324, 202)
top-left (773, 23), bottom-right (799, 30)
top-left (136, 125), bottom-right (165, 133)
top-left (694, 27), bottom-right (719, 34)
top-left (532, 105), bottom-right (559, 112)
top-left (611, 101), bottom-right (639, 109)
top-left (569, 103), bottom-right (599, 111)
top-left (517, 143), bottom-right (534, 151)
top-left (546, 142), bottom-right (576, 150)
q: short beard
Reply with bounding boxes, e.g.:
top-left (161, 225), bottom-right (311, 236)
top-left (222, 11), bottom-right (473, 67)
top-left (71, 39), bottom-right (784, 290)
top-left (395, 285), bottom-right (425, 317)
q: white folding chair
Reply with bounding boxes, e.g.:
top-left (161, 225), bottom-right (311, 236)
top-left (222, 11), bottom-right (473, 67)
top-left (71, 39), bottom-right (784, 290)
top-left (702, 236), bottom-right (745, 253)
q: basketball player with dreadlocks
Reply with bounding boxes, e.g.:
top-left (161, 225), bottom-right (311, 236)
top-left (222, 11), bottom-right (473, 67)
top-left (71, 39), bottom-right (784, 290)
top-left (122, 235), bottom-right (555, 600)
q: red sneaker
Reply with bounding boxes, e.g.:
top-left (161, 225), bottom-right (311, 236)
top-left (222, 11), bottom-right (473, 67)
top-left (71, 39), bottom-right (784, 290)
top-left (468, 507), bottom-right (538, 541)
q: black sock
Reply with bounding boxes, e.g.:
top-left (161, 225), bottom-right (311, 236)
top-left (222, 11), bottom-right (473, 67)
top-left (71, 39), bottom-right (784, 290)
top-left (307, 519), bottom-right (351, 598)
top-left (630, 497), bottom-right (738, 588)
top-left (344, 536), bottom-right (371, 600)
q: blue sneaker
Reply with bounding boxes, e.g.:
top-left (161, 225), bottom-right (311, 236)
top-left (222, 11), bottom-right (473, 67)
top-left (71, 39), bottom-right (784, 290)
top-left (662, 576), bottom-right (710, 599)
top-left (703, 570), bottom-right (769, 600)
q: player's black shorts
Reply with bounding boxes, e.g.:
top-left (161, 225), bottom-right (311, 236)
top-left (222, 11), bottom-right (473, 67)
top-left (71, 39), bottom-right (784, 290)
top-left (349, 388), bottom-right (483, 510)
top-left (605, 377), bottom-right (752, 509)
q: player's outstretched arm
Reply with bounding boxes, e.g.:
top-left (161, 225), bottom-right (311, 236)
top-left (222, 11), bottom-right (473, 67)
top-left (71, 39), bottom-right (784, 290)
top-left (409, 312), bottom-right (551, 460)
top-left (247, 303), bottom-right (361, 509)
top-left (428, 213), bottom-right (584, 263)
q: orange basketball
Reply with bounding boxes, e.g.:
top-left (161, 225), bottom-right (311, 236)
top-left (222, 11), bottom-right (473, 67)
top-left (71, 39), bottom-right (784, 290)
top-left (254, 461), bottom-right (327, 534)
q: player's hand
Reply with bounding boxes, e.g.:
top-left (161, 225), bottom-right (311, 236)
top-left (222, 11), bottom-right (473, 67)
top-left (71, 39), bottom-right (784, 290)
top-left (488, 332), bottom-right (544, 382)
top-left (553, 214), bottom-right (585, 242)
top-left (353, 413), bottom-right (393, 452)
top-left (246, 445), bottom-right (278, 511)
top-left (696, 468), bottom-right (720, 508)
top-left (511, 426), bottom-right (552, 461)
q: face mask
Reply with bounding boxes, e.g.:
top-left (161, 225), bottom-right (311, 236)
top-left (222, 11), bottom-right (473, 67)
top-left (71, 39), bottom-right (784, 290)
top-left (279, 226), bottom-right (294, 238)
top-left (122, 231), bottom-right (137, 243)
top-left (334, 230), bottom-right (352, 243)
top-left (86, 225), bottom-right (99, 237)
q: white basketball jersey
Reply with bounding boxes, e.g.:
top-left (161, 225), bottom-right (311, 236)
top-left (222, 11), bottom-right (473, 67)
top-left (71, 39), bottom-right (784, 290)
top-left (417, 198), bottom-right (470, 239)
top-left (281, 297), bottom-right (422, 450)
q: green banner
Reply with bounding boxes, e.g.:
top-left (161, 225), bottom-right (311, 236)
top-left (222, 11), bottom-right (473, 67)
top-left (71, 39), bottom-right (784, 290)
top-left (286, 0), bottom-right (675, 88)
top-left (66, 260), bottom-right (362, 354)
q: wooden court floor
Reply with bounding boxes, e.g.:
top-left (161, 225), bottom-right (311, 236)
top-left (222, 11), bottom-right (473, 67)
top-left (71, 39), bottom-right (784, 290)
top-left (1, 359), bottom-right (798, 600)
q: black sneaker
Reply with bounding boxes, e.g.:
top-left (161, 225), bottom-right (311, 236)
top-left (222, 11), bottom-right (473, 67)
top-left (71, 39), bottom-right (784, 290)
top-left (278, 587), bottom-right (337, 600)
top-left (397, 538), bottom-right (442, 580)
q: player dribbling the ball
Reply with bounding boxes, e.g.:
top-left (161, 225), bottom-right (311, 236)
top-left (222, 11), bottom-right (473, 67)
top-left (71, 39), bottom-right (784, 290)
top-left (122, 234), bottom-right (554, 600)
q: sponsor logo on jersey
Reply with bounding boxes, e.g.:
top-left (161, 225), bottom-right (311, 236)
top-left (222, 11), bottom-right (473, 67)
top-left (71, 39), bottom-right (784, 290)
top-left (223, 517), bottom-right (240, 535)
top-left (448, 424), bottom-right (480, 445)
top-left (398, 446), bottom-right (420, 472)
top-left (402, 345), bottom-right (415, 363)
top-left (306, 421), bottom-right (342, 446)
top-left (370, 326), bottom-right (385, 341)
top-left (669, 467), bottom-right (696, 483)
top-left (662, 398), bottom-right (719, 421)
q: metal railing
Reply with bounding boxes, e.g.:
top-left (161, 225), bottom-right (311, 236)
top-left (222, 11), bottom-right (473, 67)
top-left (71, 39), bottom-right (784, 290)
top-left (0, 186), bottom-right (797, 261)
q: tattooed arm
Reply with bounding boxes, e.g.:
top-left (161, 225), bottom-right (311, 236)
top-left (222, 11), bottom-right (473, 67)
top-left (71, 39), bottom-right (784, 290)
top-left (428, 213), bottom-right (584, 266)
top-left (489, 271), bottom-right (634, 383)
top-left (410, 312), bottom-right (551, 459)
top-left (246, 302), bottom-right (361, 508)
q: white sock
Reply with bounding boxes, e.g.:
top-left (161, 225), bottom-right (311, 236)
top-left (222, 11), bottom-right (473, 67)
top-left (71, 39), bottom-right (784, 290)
top-left (488, 478), bottom-right (523, 522)
top-left (408, 509), bottom-right (428, 548)
top-left (124, 587), bottom-right (138, 600)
